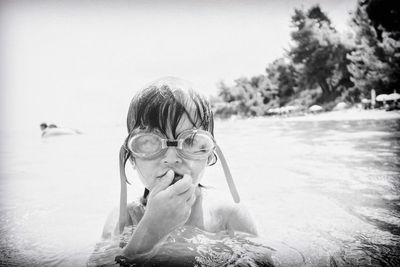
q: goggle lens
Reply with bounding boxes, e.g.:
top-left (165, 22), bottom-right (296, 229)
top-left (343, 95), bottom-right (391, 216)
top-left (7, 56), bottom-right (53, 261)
top-left (182, 133), bottom-right (214, 156)
top-left (131, 134), bottom-right (162, 155)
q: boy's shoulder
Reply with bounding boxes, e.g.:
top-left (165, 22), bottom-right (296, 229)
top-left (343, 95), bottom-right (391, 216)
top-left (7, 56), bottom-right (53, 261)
top-left (211, 199), bottom-right (250, 224)
top-left (202, 190), bottom-right (240, 223)
top-left (202, 188), bottom-right (239, 214)
top-left (202, 189), bottom-right (257, 235)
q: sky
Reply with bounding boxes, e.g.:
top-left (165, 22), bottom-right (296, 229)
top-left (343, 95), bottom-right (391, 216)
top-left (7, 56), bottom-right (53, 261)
top-left (0, 0), bottom-right (358, 131)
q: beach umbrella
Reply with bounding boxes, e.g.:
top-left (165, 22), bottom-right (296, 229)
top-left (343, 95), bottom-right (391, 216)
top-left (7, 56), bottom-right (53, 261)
top-left (309, 105), bottom-right (323, 112)
top-left (267, 108), bottom-right (279, 114)
top-left (375, 94), bottom-right (388, 102)
top-left (386, 92), bottom-right (400, 101)
top-left (286, 105), bottom-right (301, 112)
top-left (334, 102), bottom-right (347, 110)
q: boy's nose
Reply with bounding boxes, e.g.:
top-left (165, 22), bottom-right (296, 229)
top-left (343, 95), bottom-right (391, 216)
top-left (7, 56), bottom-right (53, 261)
top-left (162, 147), bottom-right (182, 165)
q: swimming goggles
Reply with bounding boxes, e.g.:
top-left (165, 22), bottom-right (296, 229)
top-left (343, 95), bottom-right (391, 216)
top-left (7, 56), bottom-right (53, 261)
top-left (118, 129), bottom-right (240, 233)
top-left (127, 129), bottom-right (216, 161)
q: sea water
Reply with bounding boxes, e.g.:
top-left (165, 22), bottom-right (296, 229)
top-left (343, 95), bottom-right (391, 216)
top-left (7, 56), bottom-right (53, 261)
top-left (1, 113), bottom-right (400, 266)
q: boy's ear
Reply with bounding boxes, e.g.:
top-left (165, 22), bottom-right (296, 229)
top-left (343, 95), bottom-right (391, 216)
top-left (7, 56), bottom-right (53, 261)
top-left (207, 152), bottom-right (217, 166)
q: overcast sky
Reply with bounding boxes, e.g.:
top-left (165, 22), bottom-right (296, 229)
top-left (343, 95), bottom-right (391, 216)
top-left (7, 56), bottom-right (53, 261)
top-left (0, 0), bottom-right (358, 130)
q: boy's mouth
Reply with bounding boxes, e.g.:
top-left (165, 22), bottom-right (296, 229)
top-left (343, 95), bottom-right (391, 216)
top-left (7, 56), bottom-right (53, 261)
top-left (171, 172), bottom-right (184, 185)
top-left (157, 171), bottom-right (184, 185)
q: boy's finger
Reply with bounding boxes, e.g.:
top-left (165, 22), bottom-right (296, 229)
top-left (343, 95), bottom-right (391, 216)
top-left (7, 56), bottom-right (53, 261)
top-left (150, 170), bottom-right (174, 196)
top-left (170, 175), bottom-right (192, 194)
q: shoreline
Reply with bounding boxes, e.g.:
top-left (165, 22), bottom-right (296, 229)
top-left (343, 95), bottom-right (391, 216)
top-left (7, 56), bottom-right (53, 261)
top-left (215, 109), bottom-right (400, 122)
top-left (283, 109), bottom-right (400, 122)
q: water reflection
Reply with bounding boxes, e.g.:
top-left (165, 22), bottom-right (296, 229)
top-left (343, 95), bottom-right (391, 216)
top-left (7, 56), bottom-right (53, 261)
top-left (213, 118), bottom-right (400, 267)
top-left (1, 116), bottom-right (399, 266)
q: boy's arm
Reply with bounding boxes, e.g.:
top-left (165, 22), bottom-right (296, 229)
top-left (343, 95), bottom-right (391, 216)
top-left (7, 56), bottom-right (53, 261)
top-left (122, 215), bottom-right (167, 257)
top-left (99, 204), bottom-right (162, 257)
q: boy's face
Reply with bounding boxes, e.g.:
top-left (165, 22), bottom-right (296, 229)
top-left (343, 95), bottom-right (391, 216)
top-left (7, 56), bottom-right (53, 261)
top-left (132, 116), bottom-right (208, 190)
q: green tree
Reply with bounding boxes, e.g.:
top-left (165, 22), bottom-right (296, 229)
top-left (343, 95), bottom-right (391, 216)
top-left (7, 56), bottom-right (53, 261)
top-left (216, 77), bottom-right (265, 116)
top-left (289, 5), bottom-right (352, 103)
top-left (365, 0), bottom-right (400, 40)
top-left (217, 81), bottom-right (235, 103)
top-left (266, 58), bottom-right (297, 106)
top-left (347, 0), bottom-right (400, 97)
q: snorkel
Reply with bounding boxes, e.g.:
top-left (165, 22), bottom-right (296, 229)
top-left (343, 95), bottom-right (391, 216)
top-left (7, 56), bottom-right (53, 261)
top-left (117, 77), bottom-right (240, 234)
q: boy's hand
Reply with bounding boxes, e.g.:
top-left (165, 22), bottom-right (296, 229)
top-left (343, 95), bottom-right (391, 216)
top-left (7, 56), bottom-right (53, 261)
top-left (122, 170), bottom-right (197, 257)
top-left (144, 170), bottom-right (197, 238)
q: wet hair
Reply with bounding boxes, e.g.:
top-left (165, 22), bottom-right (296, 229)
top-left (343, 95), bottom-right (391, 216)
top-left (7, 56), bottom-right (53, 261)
top-left (126, 84), bottom-right (214, 138)
top-left (119, 77), bottom-right (215, 207)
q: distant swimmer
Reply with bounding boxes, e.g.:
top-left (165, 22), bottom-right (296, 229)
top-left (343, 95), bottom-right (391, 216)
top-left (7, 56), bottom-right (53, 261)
top-left (40, 122), bottom-right (82, 137)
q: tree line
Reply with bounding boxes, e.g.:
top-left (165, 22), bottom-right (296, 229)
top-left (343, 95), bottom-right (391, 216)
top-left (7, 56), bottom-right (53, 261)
top-left (213, 0), bottom-right (400, 117)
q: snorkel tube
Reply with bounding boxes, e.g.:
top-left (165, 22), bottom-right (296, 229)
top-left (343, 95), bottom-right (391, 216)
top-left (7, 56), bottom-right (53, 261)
top-left (117, 143), bottom-right (240, 234)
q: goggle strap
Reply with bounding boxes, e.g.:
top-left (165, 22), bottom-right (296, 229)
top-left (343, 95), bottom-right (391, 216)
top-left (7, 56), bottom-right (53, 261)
top-left (215, 145), bottom-right (241, 203)
top-left (119, 145), bottom-right (129, 234)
